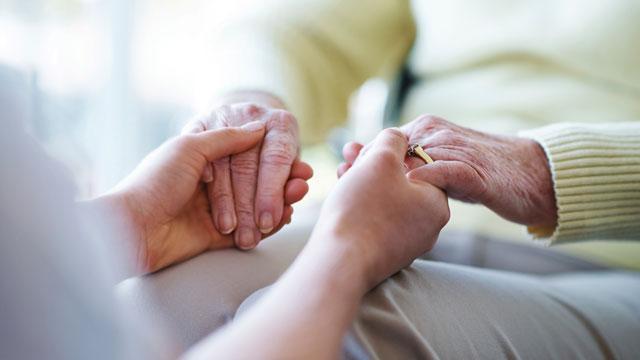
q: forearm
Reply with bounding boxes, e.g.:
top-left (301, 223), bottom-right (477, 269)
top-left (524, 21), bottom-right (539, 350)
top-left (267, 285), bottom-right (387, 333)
top-left (184, 232), bottom-right (368, 359)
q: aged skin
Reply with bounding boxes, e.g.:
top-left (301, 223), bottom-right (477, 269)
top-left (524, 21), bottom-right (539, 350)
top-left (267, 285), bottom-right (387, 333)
top-left (340, 115), bottom-right (557, 230)
top-left (183, 96), bottom-right (311, 250)
top-left (94, 123), bottom-right (309, 274)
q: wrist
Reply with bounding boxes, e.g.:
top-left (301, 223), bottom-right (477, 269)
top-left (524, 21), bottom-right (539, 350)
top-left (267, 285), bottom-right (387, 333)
top-left (83, 191), bottom-right (147, 275)
top-left (521, 137), bottom-right (558, 228)
top-left (303, 226), bottom-right (371, 296)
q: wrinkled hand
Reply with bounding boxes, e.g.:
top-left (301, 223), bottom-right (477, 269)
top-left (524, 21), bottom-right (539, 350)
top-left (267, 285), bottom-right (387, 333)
top-left (314, 129), bottom-right (449, 289)
top-left (183, 103), bottom-right (310, 250)
top-left (107, 124), bottom-right (307, 274)
top-left (340, 116), bottom-right (557, 229)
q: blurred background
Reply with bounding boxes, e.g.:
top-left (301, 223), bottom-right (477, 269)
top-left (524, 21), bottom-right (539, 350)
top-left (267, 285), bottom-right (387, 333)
top-left (0, 0), bottom-right (382, 199)
top-left (3, 0), bottom-right (637, 269)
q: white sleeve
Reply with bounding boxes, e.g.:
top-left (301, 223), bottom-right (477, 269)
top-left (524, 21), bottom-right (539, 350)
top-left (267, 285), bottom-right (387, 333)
top-left (0, 66), bottom-right (167, 360)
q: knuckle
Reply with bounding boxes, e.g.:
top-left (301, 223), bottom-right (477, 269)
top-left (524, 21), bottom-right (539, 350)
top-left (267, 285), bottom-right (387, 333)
top-left (382, 127), bottom-right (404, 140)
top-left (376, 150), bottom-right (399, 167)
top-left (235, 207), bottom-right (254, 220)
top-left (435, 128), bottom-right (456, 139)
top-left (416, 114), bottom-right (445, 128)
top-left (231, 156), bottom-right (259, 176)
top-left (426, 128), bottom-right (464, 149)
top-left (263, 147), bottom-right (296, 167)
top-left (269, 110), bottom-right (299, 131)
top-left (232, 164), bottom-right (258, 178)
top-left (262, 137), bottom-right (297, 166)
top-left (242, 103), bottom-right (267, 118)
top-left (265, 127), bottom-right (297, 144)
top-left (212, 103), bottom-right (269, 127)
top-left (272, 108), bottom-right (294, 120)
top-left (211, 191), bottom-right (233, 207)
top-left (448, 134), bottom-right (468, 147)
top-left (257, 186), bottom-right (282, 200)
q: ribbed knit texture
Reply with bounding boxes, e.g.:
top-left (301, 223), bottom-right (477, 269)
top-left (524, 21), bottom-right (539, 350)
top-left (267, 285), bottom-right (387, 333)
top-left (520, 123), bottom-right (640, 244)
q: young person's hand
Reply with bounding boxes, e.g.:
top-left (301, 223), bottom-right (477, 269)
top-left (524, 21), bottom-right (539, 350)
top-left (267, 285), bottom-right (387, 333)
top-left (94, 123), bottom-right (308, 274)
top-left (183, 93), bottom-right (309, 250)
top-left (185, 129), bottom-right (449, 360)
top-left (312, 128), bottom-right (450, 289)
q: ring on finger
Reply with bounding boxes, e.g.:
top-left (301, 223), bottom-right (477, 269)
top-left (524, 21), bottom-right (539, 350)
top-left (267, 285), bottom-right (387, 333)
top-left (407, 144), bottom-right (434, 164)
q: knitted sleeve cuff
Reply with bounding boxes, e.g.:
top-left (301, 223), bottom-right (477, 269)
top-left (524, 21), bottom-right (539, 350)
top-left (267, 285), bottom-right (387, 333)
top-left (519, 122), bottom-right (640, 244)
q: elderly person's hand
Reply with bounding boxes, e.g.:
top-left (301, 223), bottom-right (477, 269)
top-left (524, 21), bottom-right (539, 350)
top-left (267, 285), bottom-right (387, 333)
top-left (314, 128), bottom-right (450, 288)
top-left (183, 93), bottom-right (310, 250)
top-left (339, 116), bottom-right (557, 230)
top-left (95, 122), bottom-right (308, 274)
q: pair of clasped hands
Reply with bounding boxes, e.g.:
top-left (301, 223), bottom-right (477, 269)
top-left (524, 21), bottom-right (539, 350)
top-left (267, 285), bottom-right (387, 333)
top-left (109, 94), bottom-right (555, 288)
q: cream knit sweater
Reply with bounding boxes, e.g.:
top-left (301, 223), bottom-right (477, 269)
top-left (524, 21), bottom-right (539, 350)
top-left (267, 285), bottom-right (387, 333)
top-left (209, 0), bottom-right (640, 268)
top-left (521, 123), bottom-right (640, 243)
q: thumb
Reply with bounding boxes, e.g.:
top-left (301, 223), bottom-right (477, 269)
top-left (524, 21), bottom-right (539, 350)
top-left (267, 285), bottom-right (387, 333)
top-left (192, 121), bottom-right (265, 162)
top-left (407, 160), bottom-right (483, 201)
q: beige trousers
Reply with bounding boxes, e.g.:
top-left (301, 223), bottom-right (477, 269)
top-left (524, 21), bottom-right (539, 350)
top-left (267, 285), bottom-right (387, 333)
top-left (343, 259), bottom-right (640, 359)
top-left (120, 228), bottom-right (640, 359)
top-left (336, 234), bottom-right (640, 359)
top-left (240, 232), bottom-right (640, 359)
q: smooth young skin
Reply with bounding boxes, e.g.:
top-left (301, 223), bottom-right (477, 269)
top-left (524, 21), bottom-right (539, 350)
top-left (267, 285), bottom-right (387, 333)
top-left (183, 92), bottom-right (306, 250)
top-left (185, 129), bottom-right (450, 359)
top-left (340, 115), bottom-right (558, 230)
top-left (89, 122), bottom-right (309, 275)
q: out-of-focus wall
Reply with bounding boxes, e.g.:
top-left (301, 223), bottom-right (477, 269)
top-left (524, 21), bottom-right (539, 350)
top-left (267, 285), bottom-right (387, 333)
top-left (0, 0), bottom-right (386, 205)
top-left (0, 0), bottom-right (257, 196)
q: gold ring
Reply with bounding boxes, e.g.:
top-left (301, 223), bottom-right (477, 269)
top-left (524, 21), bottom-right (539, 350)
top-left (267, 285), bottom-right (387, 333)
top-left (407, 144), bottom-right (434, 164)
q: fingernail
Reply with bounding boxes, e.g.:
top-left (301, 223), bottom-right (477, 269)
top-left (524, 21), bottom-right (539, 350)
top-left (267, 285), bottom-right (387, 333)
top-left (259, 212), bottom-right (274, 234)
top-left (237, 228), bottom-right (255, 249)
top-left (241, 121), bottom-right (264, 132)
top-left (203, 171), bottom-right (214, 183)
top-left (218, 213), bottom-right (234, 234)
